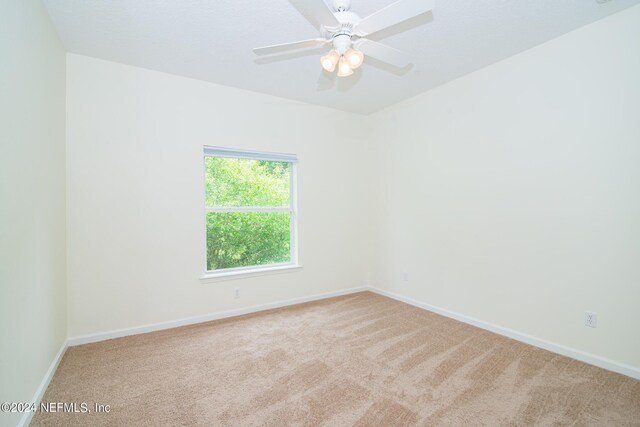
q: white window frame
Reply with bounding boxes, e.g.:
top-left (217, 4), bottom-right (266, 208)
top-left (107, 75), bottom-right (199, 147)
top-left (200, 146), bottom-right (300, 281)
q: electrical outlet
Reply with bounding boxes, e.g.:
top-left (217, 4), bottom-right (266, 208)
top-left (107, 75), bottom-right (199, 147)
top-left (585, 312), bottom-right (597, 328)
top-left (234, 288), bottom-right (240, 299)
top-left (402, 272), bottom-right (409, 282)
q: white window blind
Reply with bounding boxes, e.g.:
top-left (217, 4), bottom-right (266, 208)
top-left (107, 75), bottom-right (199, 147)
top-left (204, 146), bottom-right (297, 163)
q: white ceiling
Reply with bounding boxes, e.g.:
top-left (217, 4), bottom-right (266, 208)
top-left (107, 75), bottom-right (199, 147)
top-left (43, 0), bottom-right (640, 115)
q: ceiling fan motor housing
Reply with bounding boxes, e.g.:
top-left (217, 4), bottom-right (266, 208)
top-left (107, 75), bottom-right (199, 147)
top-left (332, 0), bottom-right (351, 12)
top-left (328, 8), bottom-right (361, 54)
top-left (332, 33), bottom-right (352, 54)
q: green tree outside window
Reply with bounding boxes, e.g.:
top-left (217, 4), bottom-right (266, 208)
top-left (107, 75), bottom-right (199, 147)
top-left (205, 157), bottom-right (293, 270)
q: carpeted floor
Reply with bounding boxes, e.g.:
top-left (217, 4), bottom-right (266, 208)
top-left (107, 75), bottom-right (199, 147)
top-left (32, 292), bottom-right (640, 426)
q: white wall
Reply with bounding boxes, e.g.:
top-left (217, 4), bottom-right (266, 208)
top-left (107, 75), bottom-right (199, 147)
top-left (369, 5), bottom-right (640, 369)
top-left (66, 5), bottom-right (640, 371)
top-left (0, 1), bottom-right (67, 426)
top-left (66, 54), bottom-right (375, 338)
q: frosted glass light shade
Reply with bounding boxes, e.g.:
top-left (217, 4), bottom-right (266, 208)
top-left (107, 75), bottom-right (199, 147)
top-left (320, 50), bottom-right (340, 72)
top-left (337, 57), bottom-right (353, 77)
top-left (345, 49), bottom-right (364, 69)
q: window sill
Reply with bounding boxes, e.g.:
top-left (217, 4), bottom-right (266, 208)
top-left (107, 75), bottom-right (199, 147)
top-left (200, 264), bottom-right (303, 283)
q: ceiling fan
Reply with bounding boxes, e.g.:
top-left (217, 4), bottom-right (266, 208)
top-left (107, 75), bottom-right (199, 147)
top-left (253, 0), bottom-right (434, 77)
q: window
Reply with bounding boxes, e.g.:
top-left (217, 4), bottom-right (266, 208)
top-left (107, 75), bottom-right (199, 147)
top-left (203, 147), bottom-right (298, 276)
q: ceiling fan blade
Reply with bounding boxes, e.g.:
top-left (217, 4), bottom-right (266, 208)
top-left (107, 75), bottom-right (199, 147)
top-left (253, 38), bottom-right (329, 56)
top-left (354, 39), bottom-right (412, 68)
top-left (289, 0), bottom-right (340, 30)
top-left (355, 0), bottom-right (434, 36)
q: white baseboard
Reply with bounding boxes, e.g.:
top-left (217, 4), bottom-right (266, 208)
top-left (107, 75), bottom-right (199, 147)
top-left (67, 286), bottom-right (368, 346)
top-left (368, 287), bottom-right (640, 380)
top-left (18, 340), bottom-right (68, 427)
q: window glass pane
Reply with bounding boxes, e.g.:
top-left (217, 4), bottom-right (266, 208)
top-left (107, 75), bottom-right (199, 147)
top-left (205, 157), bottom-right (290, 207)
top-left (206, 212), bottom-right (291, 270)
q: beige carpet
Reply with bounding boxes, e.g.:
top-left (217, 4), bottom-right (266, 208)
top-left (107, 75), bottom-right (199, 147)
top-left (32, 292), bottom-right (640, 426)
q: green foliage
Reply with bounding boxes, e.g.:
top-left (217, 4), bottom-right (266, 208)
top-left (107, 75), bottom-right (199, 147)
top-left (206, 212), bottom-right (290, 270)
top-left (205, 157), bottom-right (292, 271)
top-left (205, 157), bottom-right (289, 207)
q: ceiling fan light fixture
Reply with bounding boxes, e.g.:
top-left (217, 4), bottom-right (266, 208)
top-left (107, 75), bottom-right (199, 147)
top-left (345, 49), bottom-right (364, 69)
top-left (337, 56), bottom-right (354, 77)
top-left (320, 50), bottom-right (340, 72)
top-left (253, 0), bottom-right (433, 78)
